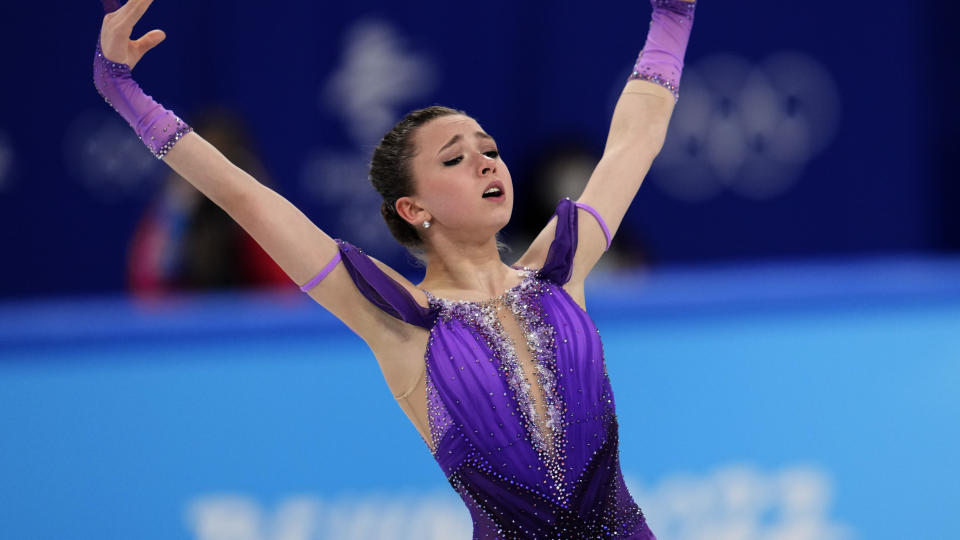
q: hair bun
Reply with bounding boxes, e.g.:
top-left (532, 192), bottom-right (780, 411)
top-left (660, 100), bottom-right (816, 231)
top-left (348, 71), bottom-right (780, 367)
top-left (380, 200), bottom-right (394, 218)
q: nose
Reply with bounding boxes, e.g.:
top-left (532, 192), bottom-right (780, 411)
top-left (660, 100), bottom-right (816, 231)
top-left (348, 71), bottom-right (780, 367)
top-left (477, 152), bottom-right (496, 176)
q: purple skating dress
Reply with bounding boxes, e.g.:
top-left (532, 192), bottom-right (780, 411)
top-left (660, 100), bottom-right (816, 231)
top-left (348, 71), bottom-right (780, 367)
top-left (334, 198), bottom-right (655, 539)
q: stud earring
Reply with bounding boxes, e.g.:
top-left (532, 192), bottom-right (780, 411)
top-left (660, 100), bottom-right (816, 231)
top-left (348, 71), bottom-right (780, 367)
top-left (423, 220), bottom-right (431, 229)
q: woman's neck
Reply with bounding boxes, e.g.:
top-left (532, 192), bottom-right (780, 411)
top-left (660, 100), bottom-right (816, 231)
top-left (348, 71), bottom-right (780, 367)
top-left (420, 235), bottom-right (518, 298)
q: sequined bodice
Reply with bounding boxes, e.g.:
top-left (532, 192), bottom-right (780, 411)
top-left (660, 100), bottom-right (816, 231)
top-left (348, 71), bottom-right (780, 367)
top-left (421, 267), bottom-right (561, 455)
top-left (418, 268), bottom-right (647, 539)
top-left (332, 198), bottom-right (654, 539)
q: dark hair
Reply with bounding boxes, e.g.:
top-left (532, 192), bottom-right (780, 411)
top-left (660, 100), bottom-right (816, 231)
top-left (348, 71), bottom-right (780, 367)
top-left (370, 105), bottom-right (466, 251)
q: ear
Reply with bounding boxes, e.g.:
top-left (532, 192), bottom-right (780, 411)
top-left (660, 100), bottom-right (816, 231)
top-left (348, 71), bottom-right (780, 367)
top-left (395, 196), bottom-right (429, 227)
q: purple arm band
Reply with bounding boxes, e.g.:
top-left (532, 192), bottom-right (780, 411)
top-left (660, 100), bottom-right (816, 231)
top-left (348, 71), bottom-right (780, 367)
top-left (299, 251), bottom-right (343, 292)
top-left (574, 202), bottom-right (612, 251)
top-left (628, 0), bottom-right (697, 102)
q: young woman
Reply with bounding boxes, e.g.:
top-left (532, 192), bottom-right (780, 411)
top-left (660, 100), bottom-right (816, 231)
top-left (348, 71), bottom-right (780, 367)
top-left (94, 0), bottom-right (697, 537)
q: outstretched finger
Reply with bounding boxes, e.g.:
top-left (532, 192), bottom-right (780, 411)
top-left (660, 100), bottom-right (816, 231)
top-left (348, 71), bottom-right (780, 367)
top-left (132, 29), bottom-right (166, 54)
top-left (114, 0), bottom-right (155, 28)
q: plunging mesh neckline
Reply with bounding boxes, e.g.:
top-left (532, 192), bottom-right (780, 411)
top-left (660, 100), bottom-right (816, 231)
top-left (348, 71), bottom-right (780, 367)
top-left (419, 265), bottom-right (537, 306)
top-left (419, 264), bottom-right (565, 465)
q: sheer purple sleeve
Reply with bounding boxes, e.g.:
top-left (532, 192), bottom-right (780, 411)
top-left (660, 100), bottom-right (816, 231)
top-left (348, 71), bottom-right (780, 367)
top-left (309, 240), bottom-right (437, 329)
top-left (538, 198), bottom-right (613, 286)
top-left (628, 0), bottom-right (697, 101)
top-left (93, 1), bottom-right (192, 158)
top-left (538, 198), bottom-right (579, 286)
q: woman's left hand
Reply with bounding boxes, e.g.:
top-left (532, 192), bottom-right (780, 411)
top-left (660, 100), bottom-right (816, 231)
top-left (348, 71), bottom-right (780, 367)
top-left (99, 0), bottom-right (166, 70)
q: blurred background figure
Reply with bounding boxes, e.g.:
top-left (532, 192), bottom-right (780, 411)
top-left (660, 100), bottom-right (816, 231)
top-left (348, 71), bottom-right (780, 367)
top-left (127, 108), bottom-right (288, 297)
top-left (511, 137), bottom-right (654, 271)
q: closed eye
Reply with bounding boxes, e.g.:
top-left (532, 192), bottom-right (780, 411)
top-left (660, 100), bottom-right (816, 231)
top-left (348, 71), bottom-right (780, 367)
top-left (442, 150), bottom-right (499, 167)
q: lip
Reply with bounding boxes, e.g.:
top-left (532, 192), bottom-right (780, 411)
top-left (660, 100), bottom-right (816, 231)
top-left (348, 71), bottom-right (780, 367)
top-left (481, 180), bottom-right (506, 200)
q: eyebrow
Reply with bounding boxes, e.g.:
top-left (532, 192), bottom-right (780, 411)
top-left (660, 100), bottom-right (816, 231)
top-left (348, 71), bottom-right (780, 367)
top-left (437, 131), bottom-right (494, 155)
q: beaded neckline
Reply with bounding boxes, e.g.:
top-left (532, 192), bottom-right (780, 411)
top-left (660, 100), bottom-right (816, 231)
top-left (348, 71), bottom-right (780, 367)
top-left (420, 266), bottom-right (538, 306)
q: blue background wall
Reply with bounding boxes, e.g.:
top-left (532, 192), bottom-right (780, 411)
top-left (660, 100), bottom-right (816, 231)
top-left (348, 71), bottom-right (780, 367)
top-left (0, 0), bottom-right (957, 298)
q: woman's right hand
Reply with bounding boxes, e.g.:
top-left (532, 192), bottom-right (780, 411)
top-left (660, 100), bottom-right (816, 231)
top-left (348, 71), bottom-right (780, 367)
top-left (99, 0), bottom-right (166, 70)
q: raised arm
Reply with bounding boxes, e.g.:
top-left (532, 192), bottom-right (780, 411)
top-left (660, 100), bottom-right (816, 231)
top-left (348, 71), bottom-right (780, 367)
top-left (518, 0), bottom-right (697, 285)
top-left (94, 0), bottom-right (419, 344)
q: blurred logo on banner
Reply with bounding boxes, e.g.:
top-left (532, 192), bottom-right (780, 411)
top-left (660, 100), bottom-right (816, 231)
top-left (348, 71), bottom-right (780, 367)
top-left (322, 19), bottom-right (438, 146)
top-left (300, 18), bottom-right (438, 254)
top-left (628, 464), bottom-right (853, 540)
top-left (186, 492), bottom-right (471, 540)
top-left (62, 110), bottom-right (165, 201)
top-left (184, 463), bottom-right (852, 540)
top-left (653, 52), bottom-right (842, 202)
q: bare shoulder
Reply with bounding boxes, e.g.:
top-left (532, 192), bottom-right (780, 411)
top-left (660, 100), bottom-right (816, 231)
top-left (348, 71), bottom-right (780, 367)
top-left (304, 246), bottom-right (429, 349)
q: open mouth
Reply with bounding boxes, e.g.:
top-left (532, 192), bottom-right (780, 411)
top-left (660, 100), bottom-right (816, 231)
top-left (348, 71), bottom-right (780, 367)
top-left (481, 181), bottom-right (505, 200)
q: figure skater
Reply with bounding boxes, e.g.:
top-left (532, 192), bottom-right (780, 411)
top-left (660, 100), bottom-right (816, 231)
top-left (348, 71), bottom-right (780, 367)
top-left (94, 0), bottom-right (696, 537)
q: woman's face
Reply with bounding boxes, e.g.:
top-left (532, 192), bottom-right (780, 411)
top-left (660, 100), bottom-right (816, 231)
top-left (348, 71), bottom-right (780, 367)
top-left (403, 114), bottom-right (513, 244)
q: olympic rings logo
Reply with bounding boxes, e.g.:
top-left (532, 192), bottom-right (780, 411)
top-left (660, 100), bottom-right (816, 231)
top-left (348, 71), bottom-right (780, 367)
top-left (651, 51), bottom-right (842, 202)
